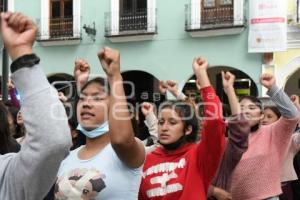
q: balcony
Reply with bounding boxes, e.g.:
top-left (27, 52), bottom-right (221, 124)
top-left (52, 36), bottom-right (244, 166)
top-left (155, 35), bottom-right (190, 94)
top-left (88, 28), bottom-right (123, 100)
top-left (105, 8), bottom-right (157, 42)
top-left (36, 16), bottom-right (81, 45)
top-left (185, 4), bottom-right (246, 37)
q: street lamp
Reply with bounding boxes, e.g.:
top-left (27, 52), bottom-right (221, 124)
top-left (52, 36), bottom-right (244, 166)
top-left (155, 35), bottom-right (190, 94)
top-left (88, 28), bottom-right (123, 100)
top-left (1, 0), bottom-right (8, 103)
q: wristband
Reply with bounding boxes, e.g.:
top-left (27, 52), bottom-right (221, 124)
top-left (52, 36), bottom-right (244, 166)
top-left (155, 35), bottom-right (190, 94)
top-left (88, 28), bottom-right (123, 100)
top-left (11, 54), bottom-right (40, 73)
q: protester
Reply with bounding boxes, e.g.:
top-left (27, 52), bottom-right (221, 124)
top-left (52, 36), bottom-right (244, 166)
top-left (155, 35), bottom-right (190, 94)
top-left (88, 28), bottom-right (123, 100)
top-left (230, 74), bottom-right (299, 200)
top-left (139, 57), bottom-right (228, 199)
top-left (208, 71), bottom-right (250, 200)
top-left (0, 102), bottom-right (20, 154)
top-left (54, 49), bottom-right (145, 199)
top-left (0, 12), bottom-right (72, 200)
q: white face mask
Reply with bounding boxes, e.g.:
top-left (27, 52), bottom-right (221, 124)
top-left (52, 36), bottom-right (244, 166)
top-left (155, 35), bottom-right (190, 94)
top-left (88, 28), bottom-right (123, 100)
top-left (77, 121), bottom-right (109, 138)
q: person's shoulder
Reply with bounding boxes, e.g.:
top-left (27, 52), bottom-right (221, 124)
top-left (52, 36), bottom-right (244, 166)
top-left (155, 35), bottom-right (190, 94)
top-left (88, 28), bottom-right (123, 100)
top-left (0, 153), bottom-right (16, 171)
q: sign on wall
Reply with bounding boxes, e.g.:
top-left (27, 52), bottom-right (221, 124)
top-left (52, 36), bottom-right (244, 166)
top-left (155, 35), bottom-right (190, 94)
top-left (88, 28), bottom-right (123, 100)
top-left (248, 0), bottom-right (287, 52)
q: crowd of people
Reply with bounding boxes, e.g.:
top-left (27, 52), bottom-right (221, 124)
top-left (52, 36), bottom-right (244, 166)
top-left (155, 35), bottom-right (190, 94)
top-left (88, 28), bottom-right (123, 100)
top-left (1, 12), bottom-right (300, 200)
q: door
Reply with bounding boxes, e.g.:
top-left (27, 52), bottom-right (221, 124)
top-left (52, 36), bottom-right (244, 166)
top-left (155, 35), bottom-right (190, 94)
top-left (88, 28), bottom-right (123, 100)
top-left (201, 0), bottom-right (233, 25)
top-left (119, 0), bottom-right (147, 31)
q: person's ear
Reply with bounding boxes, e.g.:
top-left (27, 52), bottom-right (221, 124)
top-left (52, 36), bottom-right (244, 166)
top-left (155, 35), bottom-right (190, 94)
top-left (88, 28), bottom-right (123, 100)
top-left (185, 125), bottom-right (193, 136)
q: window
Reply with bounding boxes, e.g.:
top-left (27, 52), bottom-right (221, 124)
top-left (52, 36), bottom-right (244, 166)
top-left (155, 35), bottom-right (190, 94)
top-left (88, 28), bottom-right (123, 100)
top-left (50, 0), bottom-right (73, 38)
top-left (201, 0), bottom-right (233, 25)
top-left (39, 0), bottom-right (80, 42)
top-left (106, 0), bottom-right (156, 40)
top-left (119, 0), bottom-right (148, 31)
top-left (186, 0), bottom-right (245, 37)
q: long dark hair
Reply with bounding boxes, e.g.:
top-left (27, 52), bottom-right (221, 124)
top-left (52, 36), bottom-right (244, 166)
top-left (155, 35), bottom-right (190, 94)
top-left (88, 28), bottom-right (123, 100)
top-left (0, 102), bottom-right (20, 154)
top-left (264, 106), bottom-right (281, 119)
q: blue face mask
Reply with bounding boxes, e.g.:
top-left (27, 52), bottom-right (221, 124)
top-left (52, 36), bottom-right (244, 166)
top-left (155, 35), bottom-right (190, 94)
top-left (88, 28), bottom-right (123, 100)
top-left (77, 121), bottom-right (109, 139)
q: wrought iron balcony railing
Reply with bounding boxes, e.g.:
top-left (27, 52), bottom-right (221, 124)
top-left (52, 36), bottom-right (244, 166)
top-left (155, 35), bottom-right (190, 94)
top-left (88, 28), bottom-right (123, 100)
top-left (105, 8), bottom-right (157, 37)
top-left (185, 4), bottom-right (246, 31)
top-left (36, 16), bottom-right (81, 41)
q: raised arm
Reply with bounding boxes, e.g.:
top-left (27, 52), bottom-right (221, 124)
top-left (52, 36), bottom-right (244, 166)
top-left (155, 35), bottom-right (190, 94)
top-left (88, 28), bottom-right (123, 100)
top-left (262, 74), bottom-right (299, 148)
top-left (141, 102), bottom-right (159, 154)
top-left (141, 102), bottom-right (158, 138)
top-left (98, 47), bottom-right (145, 168)
top-left (222, 71), bottom-right (240, 115)
top-left (0, 12), bottom-right (72, 199)
top-left (222, 71), bottom-right (249, 161)
top-left (74, 59), bottom-right (90, 92)
top-left (209, 71), bottom-right (250, 196)
top-left (262, 74), bottom-right (298, 119)
top-left (192, 57), bottom-right (226, 192)
top-left (166, 80), bottom-right (187, 100)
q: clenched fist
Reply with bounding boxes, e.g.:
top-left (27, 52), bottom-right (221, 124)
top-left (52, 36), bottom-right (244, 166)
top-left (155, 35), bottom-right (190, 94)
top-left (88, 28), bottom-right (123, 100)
top-left (141, 102), bottom-right (154, 117)
top-left (192, 57), bottom-right (208, 77)
top-left (1, 12), bottom-right (37, 60)
top-left (98, 47), bottom-right (121, 79)
top-left (260, 73), bottom-right (276, 90)
top-left (74, 59), bottom-right (90, 87)
top-left (222, 71), bottom-right (235, 93)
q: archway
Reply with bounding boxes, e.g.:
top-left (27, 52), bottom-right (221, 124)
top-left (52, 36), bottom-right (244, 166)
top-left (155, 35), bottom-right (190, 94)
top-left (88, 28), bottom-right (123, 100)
top-left (121, 70), bottom-right (163, 141)
top-left (276, 56), bottom-right (300, 88)
top-left (121, 70), bottom-right (164, 105)
top-left (182, 66), bottom-right (258, 116)
top-left (284, 66), bottom-right (300, 96)
top-left (47, 73), bottom-right (75, 100)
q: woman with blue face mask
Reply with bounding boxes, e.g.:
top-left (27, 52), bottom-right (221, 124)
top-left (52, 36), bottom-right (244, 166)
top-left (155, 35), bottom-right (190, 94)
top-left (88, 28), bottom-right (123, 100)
top-left (54, 47), bottom-right (145, 200)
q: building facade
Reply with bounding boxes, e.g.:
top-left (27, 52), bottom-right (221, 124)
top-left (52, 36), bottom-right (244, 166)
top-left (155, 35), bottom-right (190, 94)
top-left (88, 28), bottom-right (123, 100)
top-left (0, 0), bottom-right (263, 106)
top-left (271, 0), bottom-right (300, 96)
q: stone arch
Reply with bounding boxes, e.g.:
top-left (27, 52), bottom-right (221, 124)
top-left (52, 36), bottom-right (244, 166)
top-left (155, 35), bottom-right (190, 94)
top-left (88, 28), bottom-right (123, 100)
top-left (182, 66), bottom-right (258, 116)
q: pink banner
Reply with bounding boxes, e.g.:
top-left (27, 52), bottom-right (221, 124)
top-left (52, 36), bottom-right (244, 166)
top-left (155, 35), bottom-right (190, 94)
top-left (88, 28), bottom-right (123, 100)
top-left (251, 17), bottom-right (285, 24)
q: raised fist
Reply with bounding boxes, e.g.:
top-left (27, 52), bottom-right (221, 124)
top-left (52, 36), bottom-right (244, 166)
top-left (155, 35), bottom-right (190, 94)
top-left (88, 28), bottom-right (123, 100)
top-left (74, 59), bottom-right (90, 86)
top-left (1, 12), bottom-right (37, 60)
top-left (260, 73), bottom-right (276, 90)
top-left (97, 47), bottom-right (120, 78)
top-left (221, 71), bottom-right (235, 91)
top-left (141, 102), bottom-right (154, 117)
top-left (192, 57), bottom-right (208, 76)
top-left (166, 80), bottom-right (179, 97)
